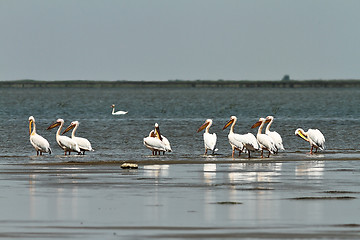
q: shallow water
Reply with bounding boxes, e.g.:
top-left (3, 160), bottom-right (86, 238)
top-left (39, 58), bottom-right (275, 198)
top-left (1, 87), bottom-right (360, 239)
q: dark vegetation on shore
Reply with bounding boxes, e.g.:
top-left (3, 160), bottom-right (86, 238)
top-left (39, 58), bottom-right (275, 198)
top-left (1, 79), bottom-right (360, 88)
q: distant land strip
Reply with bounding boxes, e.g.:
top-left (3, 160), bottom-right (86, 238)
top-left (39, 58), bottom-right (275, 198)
top-left (1, 79), bottom-right (360, 88)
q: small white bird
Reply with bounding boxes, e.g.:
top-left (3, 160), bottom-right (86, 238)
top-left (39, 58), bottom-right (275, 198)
top-left (62, 121), bottom-right (94, 155)
top-left (265, 116), bottom-right (285, 153)
top-left (223, 116), bottom-right (259, 158)
top-left (28, 116), bottom-right (51, 155)
top-left (111, 104), bottom-right (128, 115)
top-left (251, 117), bottom-right (277, 158)
top-left (295, 128), bottom-right (325, 154)
top-left (47, 119), bottom-right (81, 155)
top-left (197, 119), bottom-right (218, 155)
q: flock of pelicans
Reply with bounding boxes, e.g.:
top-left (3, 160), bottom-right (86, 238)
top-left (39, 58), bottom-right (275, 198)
top-left (28, 104), bottom-right (326, 158)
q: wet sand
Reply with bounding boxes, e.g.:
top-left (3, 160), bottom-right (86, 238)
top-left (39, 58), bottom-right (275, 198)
top-left (1, 153), bottom-right (360, 239)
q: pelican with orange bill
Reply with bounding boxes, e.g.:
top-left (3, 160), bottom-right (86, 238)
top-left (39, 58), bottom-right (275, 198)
top-left (47, 119), bottom-right (81, 155)
top-left (251, 117), bottom-right (276, 158)
top-left (62, 121), bottom-right (94, 155)
top-left (197, 119), bottom-right (217, 155)
top-left (223, 116), bottom-right (259, 158)
top-left (265, 116), bottom-right (285, 153)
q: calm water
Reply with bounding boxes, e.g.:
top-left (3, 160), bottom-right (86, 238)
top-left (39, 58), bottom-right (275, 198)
top-left (0, 87), bottom-right (360, 239)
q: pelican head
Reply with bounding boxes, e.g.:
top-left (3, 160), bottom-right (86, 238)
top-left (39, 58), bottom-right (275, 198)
top-left (47, 119), bottom-right (64, 130)
top-left (154, 123), bottom-right (162, 140)
top-left (265, 116), bottom-right (274, 122)
top-left (223, 116), bottom-right (237, 130)
top-left (251, 117), bottom-right (267, 128)
top-left (197, 119), bottom-right (212, 132)
top-left (29, 116), bottom-right (35, 135)
top-left (62, 121), bottom-right (79, 134)
top-left (295, 128), bottom-right (309, 142)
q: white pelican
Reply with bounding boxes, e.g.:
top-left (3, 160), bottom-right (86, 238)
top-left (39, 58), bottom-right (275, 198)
top-left (295, 128), bottom-right (325, 154)
top-left (197, 119), bottom-right (218, 155)
top-left (62, 121), bottom-right (94, 155)
top-left (251, 117), bottom-right (277, 158)
top-left (111, 104), bottom-right (128, 115)
top-left (143, 123), bottom-right (172, 155)
top-left (28, 116), bottom-right (51, 155)
top-left (47, 119), bottom-right (81, 155)
top-left (265, 116), bottom-right (285, 153)
top-left (223, 116), bottom-right (259, 158)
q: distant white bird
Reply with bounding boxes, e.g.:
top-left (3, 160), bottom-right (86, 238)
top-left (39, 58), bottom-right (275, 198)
top-left (28, 116), bottom-right (51, 155)
top-left (265, 116), bottom-right (285, 153)
top-left (47, 119), bottom-right (81, 155)
top-left (143, 123), bottom-right (172, 155)
top-left (111, 104), bottom-right (128, 115)
top-left (197, 119), bottom-right (218, 155)
top-left (295, 128), bottom-right (325, 154)
top-left (251, 117), bottom-right (277, 158)
top-left (223, 116), bottom-right (259, 158)
top-left (62, 121), bottom-right (94, 155)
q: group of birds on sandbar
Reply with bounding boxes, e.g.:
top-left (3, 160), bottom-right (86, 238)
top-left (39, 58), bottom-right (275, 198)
top-left (28, 104), bottom-right (325, 158)
top-left (29, 116), bottom-right (93, 156)
top-left (28, 104), bottom-right (127, 156)
top-left (143, 115), bottom-right (325, 158)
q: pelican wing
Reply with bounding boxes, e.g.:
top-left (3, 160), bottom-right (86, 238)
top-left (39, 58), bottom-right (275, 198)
top-left (30, 134), bottom-right (51, 153)
top-left (73, 136), bottom-right (93, 151)
top-left (267, 131), bottom-right (285, 151)
top-left (58, 135), bottom-right (80, 152)
top-left (228, 133), bottom-right (244, 150)
top-left (161, 135), bottom-right (172, 152)
top-left (203, 132), bottom-right (217, 151)
top-left (241, 133), bottom-right (259, 151)
top-left (307, 129), bottom-right (325, 150)
top-left (143, 137), bottom-right (166, 151)
top-left (257, 134), bottom-right (276, 153)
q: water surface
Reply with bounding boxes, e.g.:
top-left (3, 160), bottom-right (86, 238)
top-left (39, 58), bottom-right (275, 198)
top-left (0, 87), bottom-right (360, 239)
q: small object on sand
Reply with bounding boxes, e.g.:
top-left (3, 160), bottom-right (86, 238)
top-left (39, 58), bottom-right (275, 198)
top-left (121, 163), bottom-right (138, 169)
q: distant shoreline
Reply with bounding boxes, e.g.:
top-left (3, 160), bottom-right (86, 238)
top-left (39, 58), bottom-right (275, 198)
top-left (1, 79), bottom-right (360, 88)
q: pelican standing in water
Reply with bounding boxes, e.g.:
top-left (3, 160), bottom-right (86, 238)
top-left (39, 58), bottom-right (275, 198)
top-left (265, 116), bottom-right (285, 153)
top-left (223, 116), bottom-right (259, 158)
top-left (295, 128), bottom-right (325, 154)
top-left (197, 119), bottom-right (218, 155)
top-left (143, 123), bottom-right (172, 155)
top-left (28, 116), bottom-right (51, 155)
top-left (62, 121), bottom-right (94, 155)
top-left (111, 104), bottom-right (128, 115)
top-left (251, 117), bottom-right (277, 158)
top-left (47, 119), bottom-right (81, 155)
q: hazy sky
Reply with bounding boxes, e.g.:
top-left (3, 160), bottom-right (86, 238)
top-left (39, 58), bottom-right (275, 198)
top-left (1, 0), bottom-right (360, 81)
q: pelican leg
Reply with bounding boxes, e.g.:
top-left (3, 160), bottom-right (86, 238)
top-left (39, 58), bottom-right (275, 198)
top-left (267, 151), bottom-right (271, 158)
top-left (248, 150), bottom-right (251, 158)
top-left (36, 151), bottom-right (39, 156)
top-left (261, 150), bottom-right (264, 158)
top-left (310, 146), bottom-right (314, 154)
top-left (232, 147), bottom-right (235, 158)
top-left (205, 149), bottom-right (208, 155)
top-left (315, 147), bottom-right (318, 153)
